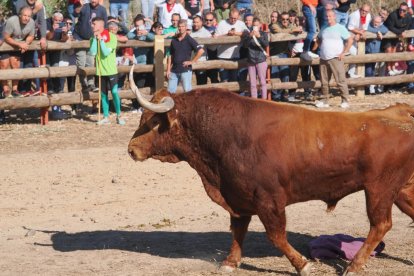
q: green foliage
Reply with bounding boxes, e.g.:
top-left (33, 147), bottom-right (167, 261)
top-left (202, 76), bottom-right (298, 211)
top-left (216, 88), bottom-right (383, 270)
top-left (0, 0), bottom-right (67, 18)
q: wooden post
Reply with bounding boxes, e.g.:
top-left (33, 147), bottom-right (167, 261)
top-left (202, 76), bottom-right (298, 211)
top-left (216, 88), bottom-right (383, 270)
top-left (154, 35), bottom-right (165, 92)
top-left (40, 51), bottom-right (48, 125)
top-left (356, 40), bottom-right (366, 98)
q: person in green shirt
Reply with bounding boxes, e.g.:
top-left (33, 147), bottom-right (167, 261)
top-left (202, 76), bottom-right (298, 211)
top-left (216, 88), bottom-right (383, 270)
top-left (89, 17), bottom-right (125, 125)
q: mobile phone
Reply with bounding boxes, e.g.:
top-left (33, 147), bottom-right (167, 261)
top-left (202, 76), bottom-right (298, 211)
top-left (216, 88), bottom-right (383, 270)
top-left (58, 22), bottom-right (65, 28)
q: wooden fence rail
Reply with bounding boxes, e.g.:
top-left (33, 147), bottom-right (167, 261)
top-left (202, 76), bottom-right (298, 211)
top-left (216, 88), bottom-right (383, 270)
top-left (1, 74), bottom-right (413, 110)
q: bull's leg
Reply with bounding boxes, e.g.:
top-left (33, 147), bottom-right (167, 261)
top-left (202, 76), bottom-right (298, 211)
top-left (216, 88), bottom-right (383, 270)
top-left (221, 215), bottom-right (251, 272)
top-left (258, 208), bottom-right (310, 275)
top-left (395, 183), bottom-right (414, 222)
top-left (344, 193), bottom-right (393, 274)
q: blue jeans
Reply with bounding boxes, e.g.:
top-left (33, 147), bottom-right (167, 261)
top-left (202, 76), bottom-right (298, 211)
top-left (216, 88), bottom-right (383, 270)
top-left (168, 71), bottom-right (193, 93)
top-left (365, 62), bottom-right (376, 78)
top-left (67, 3), bottom-right (75, 22)
top-left (141, 0), bottom-right (155, 20)
top-left (302, 5), bottom-right (317, 52)
top-left (236, 2), bottom-right (252, 15)
top-left (335, 10), bottom-right (348, 26)
top-left (408, 60), bottom-right (414, 89)
top-left (219, 68), bottom-right (238, 82)
top-left (109, 3), bottom-right (129, 25)
top-left (271, 53), bottom-right (289, 82)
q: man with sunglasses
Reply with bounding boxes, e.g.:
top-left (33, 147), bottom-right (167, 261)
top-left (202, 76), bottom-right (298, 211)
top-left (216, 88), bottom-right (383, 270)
top-left (384, 2), bottom-right (412, 41)
top-left (203, 12), bottom-right (220, 83)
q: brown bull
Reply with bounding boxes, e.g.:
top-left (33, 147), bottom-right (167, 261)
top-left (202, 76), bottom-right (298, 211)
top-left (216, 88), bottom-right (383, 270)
top-left (127, 68), bottom-right (414, 275)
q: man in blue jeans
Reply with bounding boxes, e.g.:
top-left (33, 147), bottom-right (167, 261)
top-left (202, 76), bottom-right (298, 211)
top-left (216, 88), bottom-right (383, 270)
top-left (300, 0), bottom-right (320, 61)
top-left (166, 19), bottom-right (204, 93)
top-left (109, 0), bottom-right (130, 26)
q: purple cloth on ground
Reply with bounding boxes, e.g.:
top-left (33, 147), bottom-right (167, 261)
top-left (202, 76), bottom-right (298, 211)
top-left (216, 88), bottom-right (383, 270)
top-left (309, 234), bottom-right (385, 260)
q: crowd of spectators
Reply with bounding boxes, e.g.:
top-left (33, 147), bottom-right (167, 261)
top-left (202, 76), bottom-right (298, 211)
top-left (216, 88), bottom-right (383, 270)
top-left (0, 0), bottom-right (414, 123)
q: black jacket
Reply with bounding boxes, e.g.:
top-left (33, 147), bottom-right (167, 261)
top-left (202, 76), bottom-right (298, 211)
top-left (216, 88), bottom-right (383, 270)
top-left (243, 31), bottom-right (269, 64)
top-left (384, 9), bottom-right (412, 35)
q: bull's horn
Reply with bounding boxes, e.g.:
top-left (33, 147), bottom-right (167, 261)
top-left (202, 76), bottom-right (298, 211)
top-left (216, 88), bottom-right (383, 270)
top-left (129, 65), bottom-right (175, 113)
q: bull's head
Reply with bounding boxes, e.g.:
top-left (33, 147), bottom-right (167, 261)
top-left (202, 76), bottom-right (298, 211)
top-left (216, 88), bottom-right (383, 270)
top-left (127, 66), bottom-right (181, 163)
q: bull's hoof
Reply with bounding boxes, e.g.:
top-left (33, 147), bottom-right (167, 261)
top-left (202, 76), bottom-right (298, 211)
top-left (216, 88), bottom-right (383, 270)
top-left (219, 265), bottom-right (235, 273)
top-left (299, 262), bottom-right (312, 276)
top-left (342, 268), bottom-right (356, 276)
top-left (219, 260), bottom-right (240, 273)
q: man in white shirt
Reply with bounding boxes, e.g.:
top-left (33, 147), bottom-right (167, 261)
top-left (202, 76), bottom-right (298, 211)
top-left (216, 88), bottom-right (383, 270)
top-left (347, 3), bottom-right (371, 78)
top-left (215, 8), bottom-right (248, 82)
top-left (190, 15), bottom-right (212, 85)
top-left (316, 10), bottom-right (353, 109)
top-left (157, 0), bottom-right (188, 28)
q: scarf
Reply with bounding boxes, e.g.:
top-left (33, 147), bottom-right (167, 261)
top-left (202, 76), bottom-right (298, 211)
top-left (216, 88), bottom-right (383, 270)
top-left (167, 3), bottom-right (175, 13)
top-left (100, 29), bottom-right (110, 43)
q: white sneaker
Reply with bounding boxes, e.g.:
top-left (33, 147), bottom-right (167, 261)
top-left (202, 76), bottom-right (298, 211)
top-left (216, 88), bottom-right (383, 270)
top-left (97, 117), bottom-right (110, 125)
top-left (388, 70), bottom-right (397, 76)
top-left (369, 85), bottom-right (376, 94)
top-left (340, 101), bottom-right (350, 109)
top-left (377, 86), bottom-right (384, 93)
top-left (300, 51), bottom-right (319, 61)
top-left (307, 51), bottom-right (319, 59)
top-left (349, 73), bottom-right (362, 78)
top-left (393, 69), bottom-right (405, 75)
top-left (315, 100), bottom-right (330, 108)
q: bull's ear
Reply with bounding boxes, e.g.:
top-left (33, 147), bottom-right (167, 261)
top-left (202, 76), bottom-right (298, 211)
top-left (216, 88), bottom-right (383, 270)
top-left (166, 108), bottom-right (179, 129)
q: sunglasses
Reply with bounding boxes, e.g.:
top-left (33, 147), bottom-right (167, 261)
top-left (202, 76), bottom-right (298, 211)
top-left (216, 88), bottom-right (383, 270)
top-left (205, 19), bottom-right (213, 22)
top-left (400, 8), bottom-right (408, 13)
top-left (66, 22), bottom-right (73, 25)
top-left (281, 18), bottom-right (289, 21)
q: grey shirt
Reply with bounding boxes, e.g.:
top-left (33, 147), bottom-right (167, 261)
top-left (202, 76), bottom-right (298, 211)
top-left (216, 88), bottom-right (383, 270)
top-left (3, 15), bottom-right (35, 42)
top-left (14, 0), bottom-right (47, 39)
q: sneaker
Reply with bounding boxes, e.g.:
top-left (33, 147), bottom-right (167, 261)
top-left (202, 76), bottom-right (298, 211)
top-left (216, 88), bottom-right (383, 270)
top-left (300, 51), bottom-right (312, 61)
top-left (393, 69), bottom-right (405, 75)
top-left (315, 100), bottom-right (330, 108)
top-left (97, 117), bottom-right (110, 125)
top-left (11, 91), bottom-right (24, 98)
top-left (3, 91), bottom-right (12, 98)
top-left (369, 85), bottom-right (376, 94)
top-left (388, 70), bottom-right (397, 76)
top-left (47, 90), bottom-right (56, 95)
top-left (340, 101), bottom-right (350, 109)
top-left (307, 51), bottom-right (319, 59)
top-left (304, 92), bottom-right (313, 101)
top-left (300, 51), bottom-right (319, 61)
top-left (288, 95), bottom-right (300, 102)
top-left (116, 117), bottom-right (125, 126)
top-left (90, 85), bottom-right (99, 92)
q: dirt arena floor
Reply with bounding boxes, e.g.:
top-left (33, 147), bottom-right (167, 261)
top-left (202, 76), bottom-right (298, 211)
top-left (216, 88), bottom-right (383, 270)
top-left (1, 92), bottom-right (414, 276)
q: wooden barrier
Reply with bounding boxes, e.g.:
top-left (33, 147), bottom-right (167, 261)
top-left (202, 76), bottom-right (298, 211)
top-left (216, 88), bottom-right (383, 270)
top-left (1, 30), bottom-right (414, 123)
top-left (1, 74), bottom-right (413, 110)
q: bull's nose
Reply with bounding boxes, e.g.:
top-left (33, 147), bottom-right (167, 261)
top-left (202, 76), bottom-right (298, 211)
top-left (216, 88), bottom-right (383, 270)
top-left (128, 147), bottom-right (137, 160)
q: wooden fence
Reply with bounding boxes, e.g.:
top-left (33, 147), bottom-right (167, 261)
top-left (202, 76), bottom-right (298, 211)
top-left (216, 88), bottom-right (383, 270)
top-left (0, 30), bottom-right (414, 124)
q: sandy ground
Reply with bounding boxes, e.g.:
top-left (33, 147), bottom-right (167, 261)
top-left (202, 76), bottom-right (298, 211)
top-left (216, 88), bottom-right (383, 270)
top-left (0, 93), bottom-right (414, 276)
